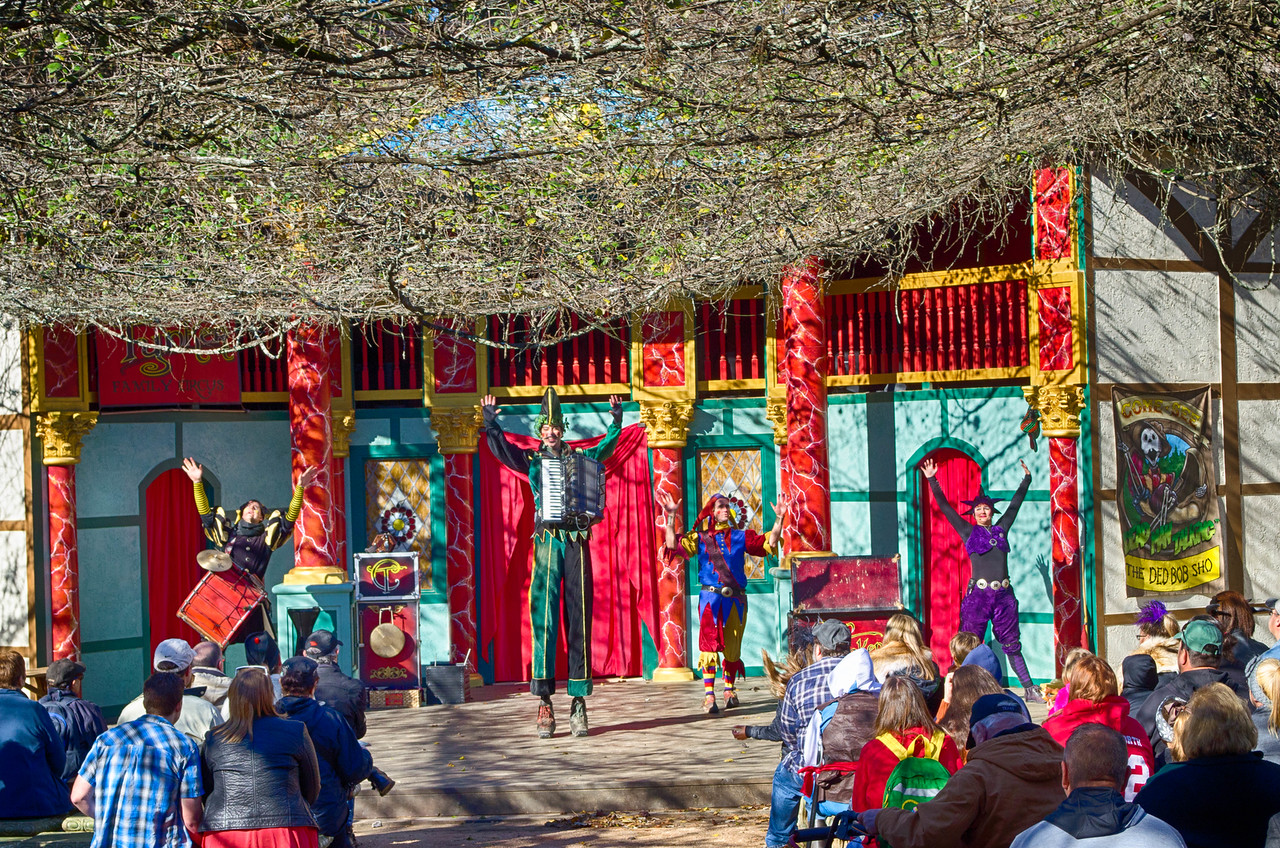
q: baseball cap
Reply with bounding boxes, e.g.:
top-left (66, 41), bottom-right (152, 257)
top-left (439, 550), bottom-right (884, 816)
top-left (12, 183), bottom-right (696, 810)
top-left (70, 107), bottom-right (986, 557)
top-left (812, 619), bottom-right (852, 652)
top-left (1176, 619), bottom-right (1224, 655)
top-left (153, 638), bottom-right (196, 672)
top-left (46, 659), bottom-right (86, 688)
top-left (304, 630), bottom-right (342, 658)
top-left (243, 632), bottom-right (281, 669)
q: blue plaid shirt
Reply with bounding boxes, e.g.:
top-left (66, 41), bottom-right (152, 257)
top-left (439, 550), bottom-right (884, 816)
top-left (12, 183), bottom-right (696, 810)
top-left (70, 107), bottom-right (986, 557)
top-left (78, 714), bottom-right (202, 848)
top-left (778, 655), bottom-right (842, 772)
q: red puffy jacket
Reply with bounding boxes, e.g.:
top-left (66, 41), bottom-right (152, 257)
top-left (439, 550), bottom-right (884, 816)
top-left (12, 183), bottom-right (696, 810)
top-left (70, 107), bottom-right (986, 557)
top-left (1042, 695), bottom-right (1155, 800)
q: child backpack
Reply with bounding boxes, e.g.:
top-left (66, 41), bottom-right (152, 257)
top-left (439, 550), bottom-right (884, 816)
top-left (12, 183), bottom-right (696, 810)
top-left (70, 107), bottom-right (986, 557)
top-left (878, 729), bottom-right (952, 812)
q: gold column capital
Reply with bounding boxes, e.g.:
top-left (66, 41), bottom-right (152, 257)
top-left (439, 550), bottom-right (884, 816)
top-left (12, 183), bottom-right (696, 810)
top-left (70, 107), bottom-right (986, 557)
top-left (36, 411), bottom-right (98, 466)
top-left (1023, 384), bottom-right (1085, 438)
top-left (432, 406), bottom-right (482, 454)
top-left (330, 408), bottom-right (357, 459)
top-left (765, 395), bottom-right (788, 446)
top-left (637, 399), bottom-right (695, 448)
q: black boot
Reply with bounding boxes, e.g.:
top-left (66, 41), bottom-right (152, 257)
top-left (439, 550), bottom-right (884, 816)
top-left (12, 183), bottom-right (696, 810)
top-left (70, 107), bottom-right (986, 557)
top-left (368, 767), bottom-right (396, 797)
top-left (569, 696), bottom-right (589, 737)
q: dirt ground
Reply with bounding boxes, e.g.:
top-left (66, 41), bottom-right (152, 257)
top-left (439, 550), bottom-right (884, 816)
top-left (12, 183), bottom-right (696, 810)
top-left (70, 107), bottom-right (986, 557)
top-left (354, 807), bottom-right (771, 848)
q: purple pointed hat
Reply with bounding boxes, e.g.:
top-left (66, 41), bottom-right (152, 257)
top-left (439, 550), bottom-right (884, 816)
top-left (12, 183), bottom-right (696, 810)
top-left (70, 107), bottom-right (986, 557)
top-left (961, 489), bottom-right (1005, 515)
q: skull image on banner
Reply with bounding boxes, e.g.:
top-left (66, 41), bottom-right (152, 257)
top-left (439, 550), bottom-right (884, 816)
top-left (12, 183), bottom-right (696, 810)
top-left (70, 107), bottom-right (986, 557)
top-left (1112, 386), bottom-right (1223, 597)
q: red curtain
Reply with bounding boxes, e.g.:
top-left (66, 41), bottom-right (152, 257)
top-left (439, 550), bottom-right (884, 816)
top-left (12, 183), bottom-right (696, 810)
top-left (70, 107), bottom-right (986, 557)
top-left (146, 468), bottom-right (206, 653)
top-left (478, 425), bottom-right (659, 683)
top-left (920, 448), bottom-right (981, 669)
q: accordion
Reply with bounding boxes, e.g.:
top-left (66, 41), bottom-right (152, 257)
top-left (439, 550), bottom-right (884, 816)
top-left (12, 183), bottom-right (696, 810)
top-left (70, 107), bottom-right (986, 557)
top-left (539, 453), bottom-right (606, 528)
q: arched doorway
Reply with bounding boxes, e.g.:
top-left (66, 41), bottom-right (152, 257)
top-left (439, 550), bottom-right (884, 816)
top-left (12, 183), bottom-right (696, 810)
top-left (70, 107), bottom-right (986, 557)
top-left (144, 468), bottom-right (206, 653)
top-left (918, 447), bottom-right (982, 669)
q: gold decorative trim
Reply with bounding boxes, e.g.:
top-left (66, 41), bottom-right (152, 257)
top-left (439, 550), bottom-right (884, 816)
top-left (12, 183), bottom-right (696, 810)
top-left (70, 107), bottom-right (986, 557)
top-left (1023, 384), bottom-right (1085, 438)
top-left (280, 565), bottom-right (350, 585)
top-left (636, 399), bottom-right (695, 448)
top-left (35, 411), bottom-right (98, 466)
top-left (765, 395), bottom-right (787, 446)
top-left (331, 408), bottom-right (357, 458)
top-left (651, 666), bottom-right (697, 682)
top-left (432, 406), bottom-right (482, 454)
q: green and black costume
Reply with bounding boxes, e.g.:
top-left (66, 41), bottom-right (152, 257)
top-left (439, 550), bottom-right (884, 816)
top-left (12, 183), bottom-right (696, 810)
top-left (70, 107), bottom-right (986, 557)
top-left (482, 400), bottom-right (622, 698)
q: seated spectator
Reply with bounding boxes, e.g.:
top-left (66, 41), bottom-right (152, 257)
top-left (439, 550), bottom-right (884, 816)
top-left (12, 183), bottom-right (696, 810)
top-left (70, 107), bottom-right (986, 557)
top-left (1046, 646), bottom-right (1093, 713)
top-left (798, 647), bottom-right (881, 807)
top-left (856, 693), bottom-right (1064, 848)
top-left (1010, 724), bottom-right (1185, 848)
top-left (1129, 600), bottom-right (1182, 686)
top-left (200, 669), bottom-right (319, 847)
top-left (1134, 617), bottom-right (1249, 766)
top-left (871, 613), bottom-right (941, 708)
top-left (118, 639), bottom-right (222, 744)
top-left (937, 665), bottom-right (1004, 755)
top-left (1252, 658), bottom-right (1280, 764)
top-left (277, 657), bottom-right (372, 848)
top-left (189, 641), bottom-right (231, 710)
top-left (1121, 653), bottom-right (1160, 715)
top-left (243, 631), bottom-right (284, 702)
top-left (38, 658), bottom-right (106, 791)
top-left (71, 672), bottom-right (201, 846)
top-left (1207, 590), bottom-right (1268, 670)
top-left (1137, 682), bottom-right (1280, 848)
top-left (850, 675), bottom-right (962, 818)
top-left (0, 648), bottom-right (70, 818)
top-left (763, 618), bottom-right (850, 848)
top-left (948, 631), bottom-right (982, 671)
top-left (1042, 654), bottom-right (1155, 800)
top-left (733, 624), bottom-right (817, 744)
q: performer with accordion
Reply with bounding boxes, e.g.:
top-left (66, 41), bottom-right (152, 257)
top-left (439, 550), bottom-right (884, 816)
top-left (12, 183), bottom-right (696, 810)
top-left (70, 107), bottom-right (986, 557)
top-left (482, 388), bottom-right (621, 739)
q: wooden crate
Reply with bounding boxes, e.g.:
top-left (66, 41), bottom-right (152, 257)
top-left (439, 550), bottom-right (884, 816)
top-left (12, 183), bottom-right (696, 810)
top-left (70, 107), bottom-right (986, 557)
top-left (369, 688), bottom-right (422, 710)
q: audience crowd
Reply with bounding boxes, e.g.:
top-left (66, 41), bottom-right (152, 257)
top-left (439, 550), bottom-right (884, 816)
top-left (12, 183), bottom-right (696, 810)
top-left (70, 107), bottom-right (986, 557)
top-left (5, 594), bottom-right (1280, 848)
top-left (0, 628), bottom-right (381, 848)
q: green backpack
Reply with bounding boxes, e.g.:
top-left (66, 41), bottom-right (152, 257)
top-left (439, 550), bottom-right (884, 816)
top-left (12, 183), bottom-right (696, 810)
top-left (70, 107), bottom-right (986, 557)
top-left (878, 729), bottom-right (952, 813)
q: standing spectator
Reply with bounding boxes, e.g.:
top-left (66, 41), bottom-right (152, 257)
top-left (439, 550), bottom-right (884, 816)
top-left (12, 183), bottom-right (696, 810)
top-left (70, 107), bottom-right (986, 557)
top-left (850, 675), bottom-right (962, 817)
top-left (39, 658), bottom-right (106, 790)
top-left (1010, 724), bottom-right (1185, 848)
top-left (243, 632), bottom-right (284, 702)
top-left (1121, 654), bottom-right (1161, 716)
top-left (276, 657), bottom-right (371, 848)
top-left (0, 648), bottom-right (69, 818)
top-left (1252, 658), bottom-right (1280, 764)
top-left (303, 630), bottom-right (395, 797)
top-left (1129, 600), bottom-right (1182, 688)
top-left (1246, 599), bottom-right (1280, 709)
top-left (764, 619), bottom-right (851, 848)
top-left (71, 672), bottom-right (202, 847)
top-left (1137, 682), bottom-right (1280, 848)
top-left (1206, 590), bottom-right (1268, 670)
top-left (118, 639), bottom-right (223, 744)
top-left (856, 693), bottom-right (1065, 848)
top-left (1043, 654), bottom-right (1156, 800)
top-left (190, 641), bottom-right (231, 711)
top-left (199, 670), bottom-right (320, 848)
top-left (303, 631), bottom-right (365, 738)
top-left (1134, 617), bottom-right (1249, 766)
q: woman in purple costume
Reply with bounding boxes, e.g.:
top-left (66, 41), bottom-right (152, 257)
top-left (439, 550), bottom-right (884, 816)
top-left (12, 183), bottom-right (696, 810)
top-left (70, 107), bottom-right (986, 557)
top-left (922, 458), bottom-right (1043, 703)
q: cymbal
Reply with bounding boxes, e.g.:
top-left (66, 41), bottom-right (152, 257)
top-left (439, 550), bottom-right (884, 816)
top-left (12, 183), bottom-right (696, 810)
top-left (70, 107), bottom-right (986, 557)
top-left (196, 549), bottom-right (234, 573)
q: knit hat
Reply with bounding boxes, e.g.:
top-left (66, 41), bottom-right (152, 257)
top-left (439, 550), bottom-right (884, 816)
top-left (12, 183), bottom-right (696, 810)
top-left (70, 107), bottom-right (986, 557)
top-left (967, 692), bottom-right (1033, 748)
top-left (244, 632), bottom-right (281, 670)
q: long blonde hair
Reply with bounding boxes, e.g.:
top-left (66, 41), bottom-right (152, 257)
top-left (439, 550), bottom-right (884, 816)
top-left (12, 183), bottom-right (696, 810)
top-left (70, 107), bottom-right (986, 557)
top-left (212, 670), bottom-right (280, 744)
top-left (874, 613), bottom-right (937, 681)
top-left (1256, 658), bottom-right (1280, 737)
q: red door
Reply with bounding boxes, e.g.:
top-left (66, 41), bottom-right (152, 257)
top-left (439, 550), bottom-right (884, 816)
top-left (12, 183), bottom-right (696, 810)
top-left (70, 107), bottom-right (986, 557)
top-left (145, 468), bottom-right (206, 653)
top-left (919, 449), bottom-right (982, 670)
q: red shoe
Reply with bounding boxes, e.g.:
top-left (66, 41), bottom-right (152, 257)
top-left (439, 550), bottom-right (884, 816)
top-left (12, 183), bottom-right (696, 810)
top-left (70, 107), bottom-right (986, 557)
top-left (703, 693), bottom-right (719, 714)
top-left (537, 703), bottom-right (556, 738)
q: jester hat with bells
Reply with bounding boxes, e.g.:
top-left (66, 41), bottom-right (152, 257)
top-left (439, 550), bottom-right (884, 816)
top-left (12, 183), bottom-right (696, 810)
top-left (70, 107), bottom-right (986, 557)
top-left (695, 493), bottom-right (750, 533)
top-left (535, 387), bottom-right (565, 433)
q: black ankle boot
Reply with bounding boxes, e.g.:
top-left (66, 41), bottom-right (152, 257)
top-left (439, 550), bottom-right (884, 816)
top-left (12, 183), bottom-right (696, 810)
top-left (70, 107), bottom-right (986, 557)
top-left (368, 767), bottom-right (396, 797)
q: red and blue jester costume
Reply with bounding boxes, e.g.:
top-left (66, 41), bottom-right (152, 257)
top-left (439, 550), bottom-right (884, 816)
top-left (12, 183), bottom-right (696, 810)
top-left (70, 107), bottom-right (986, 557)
top-left (677, 494), bottom-right (776, 712)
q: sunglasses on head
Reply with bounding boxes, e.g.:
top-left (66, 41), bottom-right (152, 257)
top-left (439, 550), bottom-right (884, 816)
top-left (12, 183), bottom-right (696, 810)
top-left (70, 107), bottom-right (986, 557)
top-left (234, 665), bottom-right (270, 676)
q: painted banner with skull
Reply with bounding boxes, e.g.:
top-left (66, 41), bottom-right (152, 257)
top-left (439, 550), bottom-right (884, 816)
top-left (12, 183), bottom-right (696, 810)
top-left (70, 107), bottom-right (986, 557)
top-left (1113, 386), bottom-right (1223, 597)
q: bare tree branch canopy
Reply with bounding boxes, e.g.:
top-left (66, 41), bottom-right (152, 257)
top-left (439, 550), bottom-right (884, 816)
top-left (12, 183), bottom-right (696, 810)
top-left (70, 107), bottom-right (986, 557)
top-left (1, 0), bottom-right (1277, 344)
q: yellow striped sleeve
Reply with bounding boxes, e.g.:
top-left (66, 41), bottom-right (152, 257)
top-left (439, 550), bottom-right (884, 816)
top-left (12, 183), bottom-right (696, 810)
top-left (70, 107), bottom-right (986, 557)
top-left (193, 481), bottom-right (211, 516)
top-left (285, 484), bottom-right (305, 523)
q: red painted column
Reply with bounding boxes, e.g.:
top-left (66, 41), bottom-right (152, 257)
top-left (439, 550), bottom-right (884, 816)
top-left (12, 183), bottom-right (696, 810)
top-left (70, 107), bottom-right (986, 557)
top-left (48, 466), bottom-right (79, 661)
top-left (1050, 436), bottom-right (1082, 670)
top-left (288, 325), bottom-right (337, 571)
top-left (444, 451), bottom-right (478, 671)
top-left (651, 447), bottom-right (687, 671)
top-left (781, 257), bottom-right (832, 555)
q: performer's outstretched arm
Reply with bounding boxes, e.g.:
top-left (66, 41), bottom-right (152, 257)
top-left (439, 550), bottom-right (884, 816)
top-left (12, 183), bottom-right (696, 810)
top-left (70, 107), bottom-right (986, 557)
top-left (921, 458), bottom-right (971, 538)
top-left (480, 394), bottom-right (532, 474)
top-left (266, 466), bottom-right (320, 550)
top-left (183, 456), bottom-right (229, 546)
top-left (998, 460), bottom-right (1033, 530)
top-left (582, 395), bottom-right (624, 461)
top-left (656, 490), bottom-right (694, 555)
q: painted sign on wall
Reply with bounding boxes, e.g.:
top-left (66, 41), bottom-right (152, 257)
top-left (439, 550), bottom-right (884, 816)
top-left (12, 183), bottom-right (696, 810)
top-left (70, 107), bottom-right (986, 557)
top-left (1112, 386), bottom-right (1223, 596)
top-left (96, 327), bottom-right (240, 407)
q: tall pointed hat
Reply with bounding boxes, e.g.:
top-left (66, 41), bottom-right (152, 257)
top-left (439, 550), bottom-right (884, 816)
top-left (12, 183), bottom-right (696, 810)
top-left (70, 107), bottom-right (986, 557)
top-left (535, 387), bottom-right (564, 431)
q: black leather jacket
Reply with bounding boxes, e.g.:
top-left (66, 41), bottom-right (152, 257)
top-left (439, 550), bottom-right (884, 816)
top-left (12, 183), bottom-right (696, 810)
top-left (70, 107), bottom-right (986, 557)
top-left (315, 662), bottom-right (367, 739)
top-left (199, 716), bottom-right (320, 832)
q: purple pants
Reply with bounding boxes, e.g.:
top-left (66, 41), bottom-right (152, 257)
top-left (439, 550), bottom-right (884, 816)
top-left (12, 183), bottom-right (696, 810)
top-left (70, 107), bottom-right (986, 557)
top-left (960, 584), bottom-right (1022, 655)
